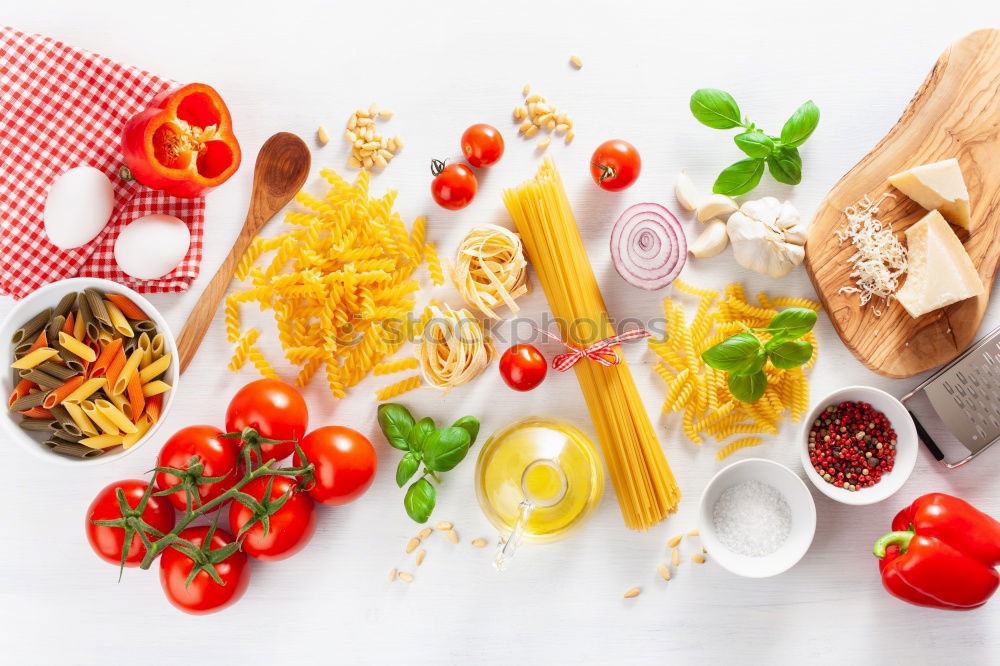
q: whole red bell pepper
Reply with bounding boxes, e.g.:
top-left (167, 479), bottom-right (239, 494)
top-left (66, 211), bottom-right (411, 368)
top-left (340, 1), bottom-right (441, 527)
top-left (122, 83), bottom-right (240, 198)
top-left (873, 493), bottom-right (1000, 610)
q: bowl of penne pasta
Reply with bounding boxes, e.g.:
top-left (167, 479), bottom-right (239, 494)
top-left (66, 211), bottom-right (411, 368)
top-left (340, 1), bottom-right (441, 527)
top-left (2, 278), bottom-right (178, 465)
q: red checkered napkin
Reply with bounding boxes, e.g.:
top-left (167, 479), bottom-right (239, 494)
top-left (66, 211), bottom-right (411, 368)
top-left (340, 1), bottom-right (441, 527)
top-left (0, 26), bottom-right (205, 300)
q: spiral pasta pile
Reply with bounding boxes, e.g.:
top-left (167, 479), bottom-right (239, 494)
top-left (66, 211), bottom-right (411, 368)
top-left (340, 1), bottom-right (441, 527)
top-left (449, 224), bottom-right (529, 320)
top-left (227, 168), bottom-right (431, 398)
top-left (651, 280), bottom-right (818, 450)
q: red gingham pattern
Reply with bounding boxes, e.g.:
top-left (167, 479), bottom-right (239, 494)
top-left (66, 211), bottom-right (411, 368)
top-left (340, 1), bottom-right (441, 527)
top-left (534, 326), bottom-right (652, 371)
top-left (0, 26), bottom-right (205, 300)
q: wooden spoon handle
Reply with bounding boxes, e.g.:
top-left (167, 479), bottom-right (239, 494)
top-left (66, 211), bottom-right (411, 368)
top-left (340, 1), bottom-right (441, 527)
top-left (176, 225), bottom-right (257, 374)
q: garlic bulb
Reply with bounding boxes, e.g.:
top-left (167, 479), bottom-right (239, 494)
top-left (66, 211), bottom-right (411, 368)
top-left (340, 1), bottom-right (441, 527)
top-left (726, 197), bottom-right (808, 278)
top-left (689, 219), bottom-right (729, 258)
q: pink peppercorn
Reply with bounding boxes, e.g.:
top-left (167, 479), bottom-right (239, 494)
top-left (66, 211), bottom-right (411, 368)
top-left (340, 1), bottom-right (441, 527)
top-left (807, 401), bottom-right (896, 491)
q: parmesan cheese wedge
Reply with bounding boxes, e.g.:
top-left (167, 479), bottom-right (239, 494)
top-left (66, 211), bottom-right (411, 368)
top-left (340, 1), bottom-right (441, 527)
top-left (895, 210), bottom-right (983, 318)
top-left (887, 158), bottom-right (972, 230)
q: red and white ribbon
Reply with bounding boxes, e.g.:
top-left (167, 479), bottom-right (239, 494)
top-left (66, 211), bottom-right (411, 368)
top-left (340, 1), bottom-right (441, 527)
top-left (534, 327), bottom-right (651, 372)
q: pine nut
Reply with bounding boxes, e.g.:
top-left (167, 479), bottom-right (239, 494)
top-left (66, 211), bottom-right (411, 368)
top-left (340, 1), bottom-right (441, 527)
top-left (355, 108), bottom-right (370, 118)
top-left (688, 529), bottom-right (699, 537)
top-left (363, 156), bottom-right (374, 169)
top-left (444, 529), bottom-right (459, 544)
top-left (418, 527), bottom-right (432, 539)
top-left (555, 124), bottom-right (569, 135)
top-left (406, 537), bottom-right (420, 553)
top-left (435, 521), bottom-right (453, 531)
top-left (570, 55), bottom-right (583, 69)
top-left (415, 550), bottom-right (426, 566)
top-left (471, 538), bottom-right (487, 548)
top-left (393, 136), bottom-right (404, 150)
top-left (657, 564), bottom-right (671, 581)
top-left (374, 155), bottom-right (388, 169)
top-left (668, 535), bottom-right (683, 548)
top-left (354, 139), bottom-right (364, 149)
top-left (368, 102), bottom-right (378, 115)
top-left (672, 547), bottom-right (680, 567)
top-left (565, 130), bottom-right (575, 144)
top-left (379, 149), bottom-right (394, 161)
top-left (527, 102), bottom-right (537, 115)
top-left (535, 103), bottom-right (552, 115)
top-left (522, 84), bottom-right (531, 96)
top-left (348, 156), bottom-right (362, 169)
top-left (345, 130), bottom-right (357, 143)
top-left (537, 136), bottom-right (551, 150)
top-left (398, 571), bottom-right (414, 583)
top-left (525, 93), bottom-right (542, 104)
top-left (518, 120), bottom-right (532, 134)
top-left (536, 113), bottom-right (553, 125)
top-left (348, 115), bottom-right (357, 130)
top-left (545, 119), bottom-right (556, 130)
top-left (524, 125), bottom-right (539, 138)
top-left (623, 587), bottom-right (641, 599)
top-left (387, 137), bottom-right (397, 151)
top-left (388, 567), bottom-right (397, 582)
top-left (691, 554), bottom-right (706, 564)
top-left (378, 110), bottom-right (394, 119)
top-left (317, 126), bottom-right (330, 146)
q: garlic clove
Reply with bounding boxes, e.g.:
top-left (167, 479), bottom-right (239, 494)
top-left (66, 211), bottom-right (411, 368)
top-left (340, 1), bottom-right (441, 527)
top-left (689, 219), bottom-right (729, 258)
top-left (696, 194), bottom-right (738, 223)
top-left (675, 171), bottom-right (702, 212)
top-left (783, 223), bottom-right (809, 245)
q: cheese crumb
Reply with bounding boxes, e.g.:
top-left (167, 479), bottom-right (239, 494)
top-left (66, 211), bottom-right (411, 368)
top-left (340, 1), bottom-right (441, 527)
top-left (836, 193), bottom-right (908, 316)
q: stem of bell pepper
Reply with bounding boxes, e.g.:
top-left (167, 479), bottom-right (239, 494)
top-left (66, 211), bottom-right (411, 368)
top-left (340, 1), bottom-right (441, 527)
top-left (874, 530), bottom-right (915, 558)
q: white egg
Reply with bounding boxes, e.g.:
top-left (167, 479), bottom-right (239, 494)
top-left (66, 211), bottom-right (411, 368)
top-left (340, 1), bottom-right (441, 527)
top-left (43, 166), bottom-right (115, 249)
top-left (114, 214), bottom-right (191, 280)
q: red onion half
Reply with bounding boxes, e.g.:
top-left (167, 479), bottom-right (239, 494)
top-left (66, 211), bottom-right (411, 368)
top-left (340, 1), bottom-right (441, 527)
top-left (610, 203), bottom-right (686, 290)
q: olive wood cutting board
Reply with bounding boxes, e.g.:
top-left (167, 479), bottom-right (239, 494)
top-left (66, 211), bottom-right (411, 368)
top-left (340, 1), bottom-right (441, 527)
top-left (804, 28), bottom-right (1000, 379)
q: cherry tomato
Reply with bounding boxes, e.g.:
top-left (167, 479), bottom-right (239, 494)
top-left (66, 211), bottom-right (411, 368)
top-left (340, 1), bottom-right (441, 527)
top-left (228, 476), bottom-right (316, 561)
top-left (499, 344), bottom-right (548, 391)
top-left (159, 526), bottom-right (249, 615)
top-left (154, 425), bottom-right (242, 512)
top-left (293, 426), bottom-right (377, 505)
top-left (225, 379), bottom-right (309, 463)
top-left (430, 160), bottom-right (477, 210)
top-left (461, 123), bottom-right (504, 168)
top-left (590, 139), bottom-right (641, 191)
top-left (85, 479), bottom-right (176, 567)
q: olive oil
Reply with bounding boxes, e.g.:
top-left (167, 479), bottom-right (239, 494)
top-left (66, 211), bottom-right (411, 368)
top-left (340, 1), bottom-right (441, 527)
top-left (475, 418), bottom-right (604, 547)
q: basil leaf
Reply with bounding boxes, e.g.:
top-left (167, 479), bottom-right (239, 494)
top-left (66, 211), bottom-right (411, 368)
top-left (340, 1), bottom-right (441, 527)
top-left (731, 347), bottom-right (767, 377)
top-left (408, 417), bottom-right (436, 453)
top-left (451, 416), bottom-right (480, 447)
top-left (728, 370), bottom-right (768, 403)
top-left (377, 404), bottom-right (414, 451)
top-left (780, 100), bottom-right (820, 148)
top-left (713, 158), bottom-right (765, 196)
top-left (767, 308), bottom-right (817, 339)
top-left (701, 333), bottom-right (761, 373)
top-left (767, 146), bottom-right (802, 185)
top-left (422, 427), bottom-right (472, 472)
top-left (404, 478), bottom-right (436, 523)
top-left (768, 340), bottom-right (813, 369)
top-left (690, 89), bottom-right (743, 129)
top-left (733, 129), bottom-right (774, 159)
top-left (396, 451), bottom-right (420, 488)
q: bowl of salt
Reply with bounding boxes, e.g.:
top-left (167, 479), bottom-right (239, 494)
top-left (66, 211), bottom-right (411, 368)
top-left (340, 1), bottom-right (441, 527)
top-left (698, 458), bottom-right (816, 578)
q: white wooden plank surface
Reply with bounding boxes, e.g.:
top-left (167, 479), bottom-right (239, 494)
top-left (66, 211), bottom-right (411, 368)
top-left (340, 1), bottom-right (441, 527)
top-left (1, 1), bottom-right (999, 663)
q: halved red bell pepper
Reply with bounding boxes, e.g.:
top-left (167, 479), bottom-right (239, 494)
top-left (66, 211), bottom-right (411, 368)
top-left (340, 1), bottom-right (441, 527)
top-left (873, 493), bottom-right (1000, 610)
top-left (122, 83), bottom-right (240, 198)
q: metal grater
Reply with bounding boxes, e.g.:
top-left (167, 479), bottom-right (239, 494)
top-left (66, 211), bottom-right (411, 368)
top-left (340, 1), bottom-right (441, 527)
top-left (902, 325), bottom-right (1000, 468)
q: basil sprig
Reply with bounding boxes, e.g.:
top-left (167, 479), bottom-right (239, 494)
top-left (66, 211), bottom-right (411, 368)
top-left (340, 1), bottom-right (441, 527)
top-left (701, 307), bottom-right (817, 402)
top-left (377, 404), bottom-right (480, 523)
top-left (690, 88), bottom-right (819, 196)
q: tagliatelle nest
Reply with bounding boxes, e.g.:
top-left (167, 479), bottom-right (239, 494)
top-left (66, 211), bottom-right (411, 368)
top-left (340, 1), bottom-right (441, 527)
top-left (417, 304), bottom-right (495, 391)
top-left (449, 224), bottom-right (529, 320)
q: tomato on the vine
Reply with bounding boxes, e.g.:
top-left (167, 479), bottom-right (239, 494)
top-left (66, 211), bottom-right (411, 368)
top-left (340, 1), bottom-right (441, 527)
top-left (461, 124), bottom-right (504, 168)
top-left (294, 426), bottom-right (377, 506)
top-left (86, 480), bottom-right (176, 567)
top-left (225, 379), bottom-right (308, 463)
top-left (154, 425), bottom-right (242, 511)
top-left (499, 344), bottom-right (548, 391)
top-left (159, 526), bottom-right (249, 614)
top-left (430, 160), bottom-right (477, 210)
top-left (228, 475), bottom-right (316, 561)
top-left (590, 139), bottom-right (641, 191)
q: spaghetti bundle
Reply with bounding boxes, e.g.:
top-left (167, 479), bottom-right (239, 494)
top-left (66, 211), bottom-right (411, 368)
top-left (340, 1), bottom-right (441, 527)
top-left (503, 158), bottom-right (680, 530)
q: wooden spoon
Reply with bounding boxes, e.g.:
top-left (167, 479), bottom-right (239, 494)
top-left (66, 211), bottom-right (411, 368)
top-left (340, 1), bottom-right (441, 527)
top-left (176, 132), bottom-right (311, 373)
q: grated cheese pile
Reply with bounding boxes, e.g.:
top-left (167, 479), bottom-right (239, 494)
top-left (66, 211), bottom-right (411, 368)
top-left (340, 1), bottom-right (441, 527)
top-left (836, 193), bottom-right (908, 316)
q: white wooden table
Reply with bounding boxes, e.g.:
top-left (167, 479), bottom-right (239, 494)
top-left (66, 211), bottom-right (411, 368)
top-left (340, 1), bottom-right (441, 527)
top-left (2, 1), bottom-right (999, 663)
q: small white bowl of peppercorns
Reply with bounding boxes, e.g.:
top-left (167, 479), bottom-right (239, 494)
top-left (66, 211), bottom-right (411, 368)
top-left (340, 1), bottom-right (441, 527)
top-left (799, 386), bottom-right (918, 505)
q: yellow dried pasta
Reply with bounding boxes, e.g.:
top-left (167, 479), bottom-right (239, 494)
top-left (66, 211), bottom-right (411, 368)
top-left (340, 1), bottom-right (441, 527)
top-left (227, 168), bottom-right (434, 398)
top-left (229, 329), bottom-right (260, 371)
top-left (375, 374), bottom-right (422, 401)
top-left (716, 437), bottom-right (763, 461)
top-left (424, 242), bottom-right (444, 286)
top-left (373, 358), bottom-right (418, 375)
top-left (649, 282), bottom-right (818, 450)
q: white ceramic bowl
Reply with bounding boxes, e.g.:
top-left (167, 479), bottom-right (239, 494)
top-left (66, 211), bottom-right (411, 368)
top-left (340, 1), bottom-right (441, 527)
top-left (0, 278), bottom-right (178, 466)
top-left (799, 385), bottom-right (917, 506)
top-left (698, 458), bottom-right (816, 578)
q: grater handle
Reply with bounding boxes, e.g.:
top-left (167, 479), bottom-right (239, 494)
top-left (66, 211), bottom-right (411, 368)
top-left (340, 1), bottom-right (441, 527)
top-left (908, 410), bottom-right (945, 462)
